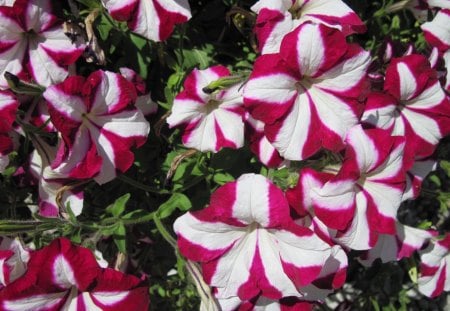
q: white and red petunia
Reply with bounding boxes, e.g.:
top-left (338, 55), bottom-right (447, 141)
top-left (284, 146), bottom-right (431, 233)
top-left (119, 67), bottom-right (158, 116)
top-left (251, 0), bottom-right (365, 54)
top-left (421, 9), bottom-right (450, 92)
top-left (402, 158), bottom-right (437, 201)
top-left (287, 125), bottom-right (407, 250)
top-left (0, 238), bottom-right (150, 310)
top-left (422, 9), bottom-right (450, 52)
top-left (43, 70), bottom-right (150, 185)
top-left (174, 173), bottom-right (347, 302)
top-left (362, 55), bottom-right (450, 161)
top-left (101, 0), bottom-right (191, 42)
top-left (29, 143), bottom-right (84, 217)
top-left (358, 223), bottom-right (435, 266)
top-left (0, 90), bottom-right (18, 173)
top-left (0, 0), bottom-right (84, 89)
top-left (245, 113), bottom-right (284, 167)
top-left (167, 66), bottom-right (246, 153)
top-left (244, 23), bottom-right (370, 161)
top-left (417, 234), bottom-right (450, 298)
top-left (406, 0), bottom-right (450, 22)
top-left (0, 237), bottom-right (29, 289)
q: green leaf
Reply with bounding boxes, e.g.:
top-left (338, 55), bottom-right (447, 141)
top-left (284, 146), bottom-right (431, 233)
top-left (70, 228), bottom-right (82, 244)
top-left (408, 263), bottom-right (418, 284)
top-left (176, 49), bottom-right (210, 69)
top-left (106, 193), bottom-right (130, 217)
top-left (370, 297), bottom-right (381, 311)
top-left (113, 223), bottom-right (127, 253)
top-left (213, 172), bottom-right (235, 185)
top-left (157, 193), bottom-right (192, 219)
top-left (129, 33), bottom-right (148, 50)
top-left (65, 203), bottom-right (78, 225)
top-left (440, 160), bottom-right (450, 177)
top-left (429, 175), bottom-right (441, 187)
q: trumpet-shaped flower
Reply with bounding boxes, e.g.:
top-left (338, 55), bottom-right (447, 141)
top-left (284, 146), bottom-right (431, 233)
top-left (287, 126), bottom-right (406, 250)
top-left (174, 174), bottom-right (347, 302)
top-left (421, 9), bottom-right (450, 92)
top-left (418, 234), bottom-right (450, 298)
top-left (29, 144), bottom-right (84, 217)
top-left (167, 66), bottom-right (245, 153)
top-left (43, 70), bottom-right (150, 184)
top-left (244, 23), bottom-right (370, 161)
top-left (362, 55), bottom-right (450, 161)
top-left (101, 0), bottom-right (191, 42)
top-left (0, 0), bottom-right (84, 88)
top-left (358, 223), bottom-right (435, 266)
top-left (245, 113), bottom-right (284, 167)
top-left (0, 90), bottom-right (18, 172)
top-left (251, 0), bottom-right (365, 54)
top-left (0, 238), bottom-right (150, 310)
top-left (0, 237), bottom-right (29, 289)
top-left (402, 158), bottom-right (437, 201)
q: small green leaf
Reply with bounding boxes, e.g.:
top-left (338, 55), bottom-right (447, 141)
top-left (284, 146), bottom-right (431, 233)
top-left (157, 193), bottom-right (192, 219)
top-left (65, 203), bottom-right (78, 225)
top-left (106, 193), bottom-right (130, 217)
top-left (213, 172), bottom-right (235, 185)
top-left (408, 262), bottom-right (418, 283)
top-left (440, 160), bottom-right (450, 177)
top-left (370, 297), bottom-right (381, 311)
top-left (429, 175), bottom-right (441, 187)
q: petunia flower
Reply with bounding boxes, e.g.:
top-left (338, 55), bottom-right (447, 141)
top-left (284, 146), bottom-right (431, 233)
top-left (0, 237), bottom-right (29, 289)
top-left (43, 70), bottom-right (150, 185)
top-left (358, 223), bottom-right (435, 266)
top-left (405, 0), bottom-right (450, 22)
top-left (119, 67), bottom-right (158, 116)
top-left (0, 90), bottom-right (18, 173)
top-left (0, 0), bottom-right (84, 89)
top-left (418, 234), bottom-right (450, 298)
top-left (101, 0), bottom-right (191, 42)
top-left (0, 238), bottom-right (150, 310)
top-left (362, 54), bottom-right (450, 162)
top-left (251, 0), bottom-right (365, 54)
top-left (174, 173), bottom-right (347, 302)
top-left (287, 125), bottom-right (407, 250)
top-left (421, 9), bottom-right (450, 92)
top-left (244, 23), bottom-right (370, 161)
top-left (167, 66), bottom-right (246, 153)
top-left (245, 113), bottom-right (284, 168)
top-left (29, 143), bottom-right (84, 217)
top-left (402, 158), bottom-right (437, 201)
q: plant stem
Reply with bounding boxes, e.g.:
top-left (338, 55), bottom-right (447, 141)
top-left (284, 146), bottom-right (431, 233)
top-left (153, 214), bottom-right (177, 248)
top-left (118, 174), bottom-right (169, 194)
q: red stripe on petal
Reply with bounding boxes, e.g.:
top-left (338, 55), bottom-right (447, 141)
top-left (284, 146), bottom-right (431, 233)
top-left (154, 0), bottom-right (190, 41)
top-left (237, 245), bottom-right (283, 301)
top-left (214, 117), bottom-right (238, 151)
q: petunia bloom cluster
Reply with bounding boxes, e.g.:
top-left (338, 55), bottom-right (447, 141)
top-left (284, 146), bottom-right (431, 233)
top-left (169, 0), bottom-right (450, 308)
top-left (0, 238), bottom-right (150, 310)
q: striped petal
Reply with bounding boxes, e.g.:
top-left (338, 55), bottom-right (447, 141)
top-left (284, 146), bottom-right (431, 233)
top-left (102, 0), bottom-right (191, 41)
